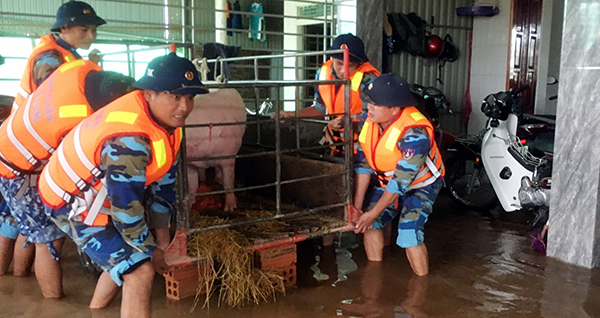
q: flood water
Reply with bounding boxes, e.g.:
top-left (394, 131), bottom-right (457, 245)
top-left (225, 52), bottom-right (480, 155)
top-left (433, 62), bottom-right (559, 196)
top-left (2, 194), bottom-right (600, 318)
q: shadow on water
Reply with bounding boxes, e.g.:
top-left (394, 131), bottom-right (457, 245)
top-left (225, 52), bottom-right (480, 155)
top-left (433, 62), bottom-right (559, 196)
top-left (2, 193), bottom-right (600, 317)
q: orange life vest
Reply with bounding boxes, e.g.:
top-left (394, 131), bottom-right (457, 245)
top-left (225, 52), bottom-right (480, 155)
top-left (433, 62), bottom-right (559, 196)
top-left (318, 60), bottom-right (380, 155)
top-left (14, 34), bottom-right (78, 110)
top-left (317, 59), bottom-right (380, 117)
top-left (358, 107), bottom-right (445, 190)
top-left (38, 90), bottom-right (182, 226)
top-left (0, 60), bottom-right (101, 178)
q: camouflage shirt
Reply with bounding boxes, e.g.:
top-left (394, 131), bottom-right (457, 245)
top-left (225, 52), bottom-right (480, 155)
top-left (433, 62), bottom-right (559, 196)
top-left (101, 135), bottom-right (178, 254)
top-left (355, 113), bottom-right (431, 196)
top-left (312, 65), bottom-right (377, 116)
top-left (31, 35), bottom-right (82, 87)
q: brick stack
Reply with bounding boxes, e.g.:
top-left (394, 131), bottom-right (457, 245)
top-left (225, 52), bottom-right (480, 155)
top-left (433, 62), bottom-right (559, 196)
top-left (164, 263), bottom-right (208, 301)
top-left (254, 243), bottom-right (297, 288)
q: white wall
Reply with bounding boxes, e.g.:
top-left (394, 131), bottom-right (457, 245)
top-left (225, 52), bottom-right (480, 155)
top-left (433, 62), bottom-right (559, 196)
top-left (468, 0), bottom-right (511, 134)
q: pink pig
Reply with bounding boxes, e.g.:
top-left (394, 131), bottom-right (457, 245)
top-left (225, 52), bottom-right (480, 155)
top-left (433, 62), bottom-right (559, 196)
top-left (185, 88), bottom-right (246, 211)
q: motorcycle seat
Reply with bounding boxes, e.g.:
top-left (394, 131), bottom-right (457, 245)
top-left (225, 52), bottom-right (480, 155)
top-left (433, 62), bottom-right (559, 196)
top-left (532, 133), bottom-right (554, 154)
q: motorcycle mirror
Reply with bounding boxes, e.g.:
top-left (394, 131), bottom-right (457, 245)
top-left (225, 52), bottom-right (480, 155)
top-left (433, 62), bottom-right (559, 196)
top-left (546, 75), bottom-right (558, 85)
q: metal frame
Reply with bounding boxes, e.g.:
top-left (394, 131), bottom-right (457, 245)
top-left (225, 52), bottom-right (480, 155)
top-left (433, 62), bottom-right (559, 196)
top-left (178, 48), bottom-right (354, 235)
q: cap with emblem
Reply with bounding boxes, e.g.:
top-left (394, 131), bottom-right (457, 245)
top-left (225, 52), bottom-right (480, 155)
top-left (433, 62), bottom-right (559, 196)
top-left (133, 53), bottom-right (208, 95)
top-left (51, 1), bottom-right (106, 32)
top-left (360, 73), bottom-right (417, 107)
top-left (328, 33), bottom-right (369, 64)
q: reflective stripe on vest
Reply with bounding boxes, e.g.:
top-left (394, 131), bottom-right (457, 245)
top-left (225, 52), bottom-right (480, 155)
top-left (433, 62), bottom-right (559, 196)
top-left (358, 107), bottom-right (445, 190)
top-left (38, 91), bottom-right (182, 226)
top-left (317, 60), bottom-right (380, 116)
top-left (0, 60), bottom-right (99, 178)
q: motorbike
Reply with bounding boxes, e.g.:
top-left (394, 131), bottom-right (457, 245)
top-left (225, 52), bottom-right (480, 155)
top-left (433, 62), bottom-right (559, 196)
top-left (444, 86), bottom-right (553, 237)
top-left (410, 84), bottom-right (457, 154)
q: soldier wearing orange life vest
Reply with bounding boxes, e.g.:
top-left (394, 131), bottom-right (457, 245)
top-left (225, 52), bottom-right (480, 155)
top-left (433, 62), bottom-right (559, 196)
top-left (0, 58), bottom-right (133, 298)
top-left (13, 1), bottom-right (106, 111)
top-left (352, 74), bottom-right (444, 276)
top-left (276, 34), bottom-right (380, 156)
top-left (39, 52), bottom-right (207, 318)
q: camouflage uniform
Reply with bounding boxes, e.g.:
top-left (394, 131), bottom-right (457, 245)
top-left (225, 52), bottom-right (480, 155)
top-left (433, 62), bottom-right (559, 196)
top-left (0, 35), bottom-right (79, 247)
top-left (355, 114), bottom-right (442, 248)
top-left (49, 135), bottom-right (177, 285)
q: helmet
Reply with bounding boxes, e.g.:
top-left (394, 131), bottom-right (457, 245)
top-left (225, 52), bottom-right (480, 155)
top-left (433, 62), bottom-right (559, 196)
top-left (440, 34), bottom-right (460, 62)
top-left (481, 91), bottom-right (511, 121)
top-left (51, 1), bottom-right (106, 32)
top-left (425, 35), bottom-right (445, 58)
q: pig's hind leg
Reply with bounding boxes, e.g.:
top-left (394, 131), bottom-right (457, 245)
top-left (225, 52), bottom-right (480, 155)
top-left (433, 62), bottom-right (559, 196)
top-left (217, 159), bottom-right (237, 211)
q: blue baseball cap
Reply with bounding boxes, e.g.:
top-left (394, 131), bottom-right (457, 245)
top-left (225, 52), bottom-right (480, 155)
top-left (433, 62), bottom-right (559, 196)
top-left (328, 33), bottom-right (369, 64)
top-left (133, 53), bottom-right (208, 95)
top-left (51, 1), bottom-right (106, 32)
top-left (360, 73), bottom-right (417, 107)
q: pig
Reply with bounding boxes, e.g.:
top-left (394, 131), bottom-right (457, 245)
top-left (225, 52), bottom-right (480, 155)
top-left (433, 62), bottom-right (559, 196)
top-left (185, 88), bottom-right (247, 211)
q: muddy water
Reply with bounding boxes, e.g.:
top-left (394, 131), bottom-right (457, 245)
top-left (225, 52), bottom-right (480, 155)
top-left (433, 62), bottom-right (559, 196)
top-left (2, 195), bottom-right (600, 318)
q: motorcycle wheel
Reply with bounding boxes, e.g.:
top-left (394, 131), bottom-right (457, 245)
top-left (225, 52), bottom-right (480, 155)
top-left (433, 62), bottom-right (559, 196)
top-left (445, 156), bottom-right (499, 211)
top-left (77, 246), bottom-right (103, 275)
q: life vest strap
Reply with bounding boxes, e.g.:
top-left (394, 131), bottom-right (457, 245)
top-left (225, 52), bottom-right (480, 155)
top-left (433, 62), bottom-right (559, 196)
top-left (73, 124), bottom-right (104, 179)
top-left (56, 142), bottom-right (89, 192)
top-left (22, 93), bottom-right (55, 154)
top-left (6, 97), bottom-right (40, 166)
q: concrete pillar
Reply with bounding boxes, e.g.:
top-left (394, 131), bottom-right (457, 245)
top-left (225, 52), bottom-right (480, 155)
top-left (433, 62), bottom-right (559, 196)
top-left (547, 0), bottom-right (600, 268)
top-left (356, 0), bottom-right (383, 70)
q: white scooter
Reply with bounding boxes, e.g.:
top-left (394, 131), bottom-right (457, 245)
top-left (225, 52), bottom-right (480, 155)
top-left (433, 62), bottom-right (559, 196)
top-left (445, 86), bottom-right (553, 231)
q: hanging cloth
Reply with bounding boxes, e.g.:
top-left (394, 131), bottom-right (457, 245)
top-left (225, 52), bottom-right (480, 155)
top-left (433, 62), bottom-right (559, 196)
top-left (231, 1), bottom-right (243, 33)
top-left (248, 2), bottom-right (266, 42)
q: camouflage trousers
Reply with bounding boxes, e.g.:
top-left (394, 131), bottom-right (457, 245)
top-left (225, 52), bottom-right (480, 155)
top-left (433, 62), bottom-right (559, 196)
top-left (49, 207), bottom-right (152, 286)
top-left (0, 175), bottom-right (65, 259)
top-left (365, 177), bottom-right (443, 248)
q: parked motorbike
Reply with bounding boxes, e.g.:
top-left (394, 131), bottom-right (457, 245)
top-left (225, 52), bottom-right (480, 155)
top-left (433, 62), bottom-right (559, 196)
top-left (445, 86), bottom-right (552, 235)
top-left (410, 84), bottom-right (456, 154)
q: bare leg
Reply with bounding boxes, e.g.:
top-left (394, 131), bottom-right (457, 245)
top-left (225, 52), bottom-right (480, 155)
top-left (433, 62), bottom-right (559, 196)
top-left (363, 229), bottom-right (384, 261)
top-left (121, 261), bottom-right (154, 318)
top-left (13, 234), bottom-right (34, 276)
top-left (405, 244), bottom-right (429, 276)
top-left (0, 236), bottom-right (15, 275)
top-left (90, 271), bottom-right (120, 309)
top-left (382, 223), bottom-right (392, 246)
top-left (35, 238), bottom-right (65, 298)
top-left (220, 160), bottom-right (237, 211)
top-left (321, 234), bottom-right (335, 246)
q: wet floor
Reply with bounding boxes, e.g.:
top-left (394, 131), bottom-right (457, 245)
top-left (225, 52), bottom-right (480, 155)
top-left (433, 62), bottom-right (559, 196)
top-left (2, 194), bottom-right (600, 318)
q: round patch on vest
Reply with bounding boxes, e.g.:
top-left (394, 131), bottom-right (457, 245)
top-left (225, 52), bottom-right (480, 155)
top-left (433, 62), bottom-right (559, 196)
top-left (185, 71), bottom-right (194, 81)
top-left (402, 148), bottom-right (415, 160)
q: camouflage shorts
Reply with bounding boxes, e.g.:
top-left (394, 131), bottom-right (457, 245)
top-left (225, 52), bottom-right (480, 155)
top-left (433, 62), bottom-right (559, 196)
top-left (0, 176), bottom-right (65, 244)
top-left (0, 198), bottom-right (19, 239)
top-left (50, 208), bottom-right (152, 286)
top-left (364, 177), bottom-right (443, 248)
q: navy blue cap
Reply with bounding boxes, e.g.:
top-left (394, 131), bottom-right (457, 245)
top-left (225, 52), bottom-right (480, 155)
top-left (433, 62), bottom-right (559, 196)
top-left (360, 73), bottom-right (417, 107)
top-left (51, 1), bottom-right (106, 32)
top-left (133, 53), bottom-right (207, 95)
top-left (328, 33), bottom-right (369, 64)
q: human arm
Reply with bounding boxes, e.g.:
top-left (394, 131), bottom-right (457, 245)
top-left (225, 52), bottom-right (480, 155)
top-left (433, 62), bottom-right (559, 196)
top-left (32, 50), bottom-right (64, 87)
top-left (101, 135), bottom-right (168, 272)
top-left (145, 160), bottom-right (178, 251)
